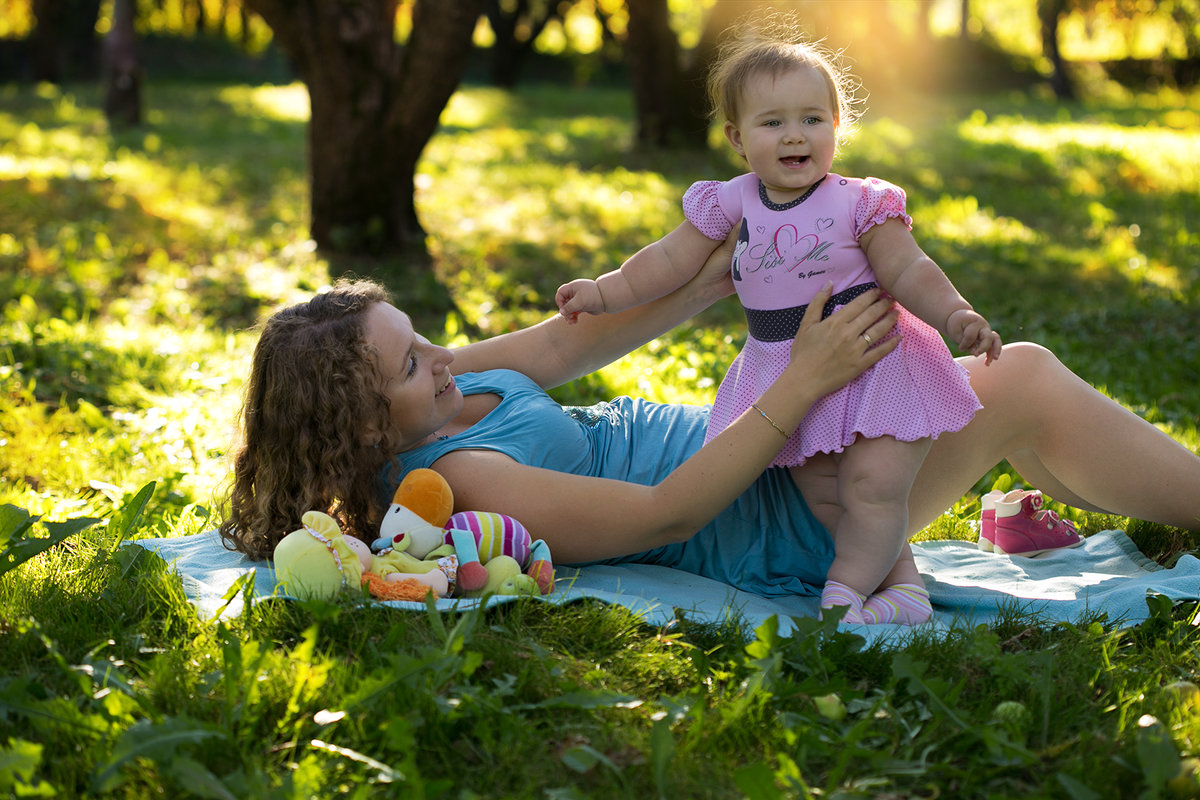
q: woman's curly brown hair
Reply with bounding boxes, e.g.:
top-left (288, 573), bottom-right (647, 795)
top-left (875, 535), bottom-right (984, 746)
top-left (218, 279), bottom-right (396, 560)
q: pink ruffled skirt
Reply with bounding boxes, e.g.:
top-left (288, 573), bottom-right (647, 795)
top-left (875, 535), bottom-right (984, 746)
top-left (704, 306), bottom-right (981, 468)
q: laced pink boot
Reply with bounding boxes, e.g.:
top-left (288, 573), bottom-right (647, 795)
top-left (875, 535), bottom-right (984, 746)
top-left (992, 491), bottom-right (1083, 557)
top-left (978, 489), bottom-right (1007, 551)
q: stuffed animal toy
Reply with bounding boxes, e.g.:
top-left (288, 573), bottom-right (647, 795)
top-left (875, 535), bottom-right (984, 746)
top-left (273, 469), bottom-right (556, 602)
top-left (273, 510), bottom-right (451, 602)
top-left (373, 468), bottom-right (555, 596)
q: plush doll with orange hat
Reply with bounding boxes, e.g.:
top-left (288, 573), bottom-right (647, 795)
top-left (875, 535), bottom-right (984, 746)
top-left (373, 468), bottom-right (555, 596)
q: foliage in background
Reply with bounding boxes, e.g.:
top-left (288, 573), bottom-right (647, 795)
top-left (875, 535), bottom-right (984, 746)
top-left (1, 62), bottom-right (1199, 797)
top-left (2, 0), bottom-right (1199, 88)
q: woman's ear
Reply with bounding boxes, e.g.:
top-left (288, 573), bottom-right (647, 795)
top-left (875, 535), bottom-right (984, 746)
top-left (359, 424), bottom-right (383, 449)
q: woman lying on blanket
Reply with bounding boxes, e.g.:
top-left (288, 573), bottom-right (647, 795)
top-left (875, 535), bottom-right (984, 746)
top-left (218, 238), bottom-right (1200, 625)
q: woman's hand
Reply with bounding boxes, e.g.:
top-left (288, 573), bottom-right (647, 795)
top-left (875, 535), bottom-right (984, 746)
top-left (786, 283), bottom-right (900, 397)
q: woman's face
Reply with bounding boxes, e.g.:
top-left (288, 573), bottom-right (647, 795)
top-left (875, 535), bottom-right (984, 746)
top-left (363, 302), bottom-right (462, 451)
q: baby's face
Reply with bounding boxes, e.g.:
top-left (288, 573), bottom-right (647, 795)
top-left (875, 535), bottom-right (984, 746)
top-left (724, 65), bottom-right (838, 204)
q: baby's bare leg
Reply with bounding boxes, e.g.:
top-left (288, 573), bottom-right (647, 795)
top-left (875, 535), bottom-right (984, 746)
top-left (789, 451), bottom-right (841, 532)
top-left (793, 444), bottom-right (932, 625)
top-left (878, 542), bottom-right (922, 586)
top-left (825, 436), bottom-right (931, 595)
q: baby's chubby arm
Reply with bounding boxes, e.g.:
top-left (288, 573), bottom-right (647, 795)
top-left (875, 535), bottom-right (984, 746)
top-left (556, 221), bottom-right (720, 322)
top-left (452, 230), bottom-right (738, 389)
top-left (862, 218), bottom-right (1002, 363)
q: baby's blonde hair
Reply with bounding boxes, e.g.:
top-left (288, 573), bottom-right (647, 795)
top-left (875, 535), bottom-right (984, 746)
top-left (707, 12), bottom-right (863, 146)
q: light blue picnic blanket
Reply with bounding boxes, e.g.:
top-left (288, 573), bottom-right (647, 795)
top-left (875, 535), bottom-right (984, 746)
top-left (131, 529), bottom-right (1200, 644)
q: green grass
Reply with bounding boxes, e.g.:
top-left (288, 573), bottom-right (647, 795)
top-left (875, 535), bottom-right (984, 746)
top-left (2, 74), bottom-right (1200, 797)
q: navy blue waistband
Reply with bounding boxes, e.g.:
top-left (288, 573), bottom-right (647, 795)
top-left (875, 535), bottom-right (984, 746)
top-left (744, 282), bottom-right (878, 342)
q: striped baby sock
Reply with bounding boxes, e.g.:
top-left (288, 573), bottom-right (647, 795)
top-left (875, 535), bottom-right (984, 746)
top-left (819, 579), bottom-right (866, 623)
top-left (861, 583), bottom-right (932, 625)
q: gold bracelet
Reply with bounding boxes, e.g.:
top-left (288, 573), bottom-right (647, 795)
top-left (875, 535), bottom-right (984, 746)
top-left (751, 403), bottom-right (789, 440)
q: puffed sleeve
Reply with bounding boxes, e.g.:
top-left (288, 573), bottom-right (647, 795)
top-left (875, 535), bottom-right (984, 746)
top-left (853, 177), bottom-right (913, 238)
top-left (682, 180), bottom-right (737, 241)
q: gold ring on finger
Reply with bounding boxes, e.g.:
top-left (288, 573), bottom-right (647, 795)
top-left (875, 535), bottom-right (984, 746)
top-left (862, 333), bottom-right (872, 346)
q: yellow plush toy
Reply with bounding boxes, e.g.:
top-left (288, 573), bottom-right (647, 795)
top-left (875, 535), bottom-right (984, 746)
top-left (273, 510), bottom-right (449, 602)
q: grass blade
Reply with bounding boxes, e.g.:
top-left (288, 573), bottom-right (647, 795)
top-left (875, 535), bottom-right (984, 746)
top-left (0, 505), bottom-right (102, 577)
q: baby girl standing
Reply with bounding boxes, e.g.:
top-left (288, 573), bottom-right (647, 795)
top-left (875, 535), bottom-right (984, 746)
top-left (556, 17), bottom-right (1002, 624)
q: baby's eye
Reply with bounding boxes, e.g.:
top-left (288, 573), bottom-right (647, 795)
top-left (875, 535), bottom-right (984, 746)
top-left (764, 119), bottom-right (781, 127)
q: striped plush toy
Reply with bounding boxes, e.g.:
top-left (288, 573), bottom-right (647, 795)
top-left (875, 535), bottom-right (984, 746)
top-left (373, 468), bottom-right (555, 596)
top-left (442, 510), bottom-right (554, 596)
top-left (446, 511), bottom-right (538, 569)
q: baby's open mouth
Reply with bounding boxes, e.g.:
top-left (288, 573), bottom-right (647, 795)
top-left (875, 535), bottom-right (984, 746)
top-left (781, 155), bottom-right (809, 166)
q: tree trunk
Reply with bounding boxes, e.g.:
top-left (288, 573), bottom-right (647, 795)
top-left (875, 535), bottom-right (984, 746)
top-left (915, 1), bottom-right (933, 45)
top-left (243, 0), bottom-right (484, 258)
top-left (676, 0), bottom-right (741, 138)
top-left (485, 0), bottom-right (524, 87)
top-left (625, 0), bottom-right (707, 148)
top-left (484, 0), bottom-right (559, 88)
top-left (1039, 0), bottom-right (1076, 100)
top-left (103, 0), bottom-right (142, 129)
top-left (30, 0), bottom-right (103, 82)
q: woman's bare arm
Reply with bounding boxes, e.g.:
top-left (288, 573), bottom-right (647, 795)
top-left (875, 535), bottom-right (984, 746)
top-left (435, 287), bottom-right (900, 563)
top-left (450, 228), bottom-right (736, 389)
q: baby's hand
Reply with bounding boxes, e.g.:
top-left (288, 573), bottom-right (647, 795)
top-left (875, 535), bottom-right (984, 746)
top-left (947, 308), bottom-right (1002, 364)
top-left (556, 279), bottom-right (605, 323)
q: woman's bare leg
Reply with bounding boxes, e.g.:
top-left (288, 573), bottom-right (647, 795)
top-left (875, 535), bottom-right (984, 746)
top-left (909, 342), bottom-right (1200, 534)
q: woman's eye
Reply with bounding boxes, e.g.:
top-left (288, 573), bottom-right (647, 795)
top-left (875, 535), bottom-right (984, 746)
top-left (407, 355), bottom-right (417, 377)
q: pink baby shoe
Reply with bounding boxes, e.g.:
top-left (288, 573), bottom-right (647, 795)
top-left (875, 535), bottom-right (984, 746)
top-left (978, 489), bottom-right (1039, 551)
top-left (991, 490), bottom-right (1083, 557)
top-left (979, 489), bottom-right (1009, 551)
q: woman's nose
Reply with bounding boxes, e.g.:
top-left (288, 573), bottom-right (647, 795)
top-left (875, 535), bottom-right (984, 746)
top-left (429, 344), bottom-right (454, 369)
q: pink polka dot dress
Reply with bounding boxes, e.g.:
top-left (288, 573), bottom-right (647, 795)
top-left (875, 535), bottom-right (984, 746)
top-left (686, 172), bottom-right (981, 468)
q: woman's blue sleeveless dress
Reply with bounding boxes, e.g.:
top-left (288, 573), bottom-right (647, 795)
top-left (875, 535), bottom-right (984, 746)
top-left (379, 369), bottom-right (835, 597)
